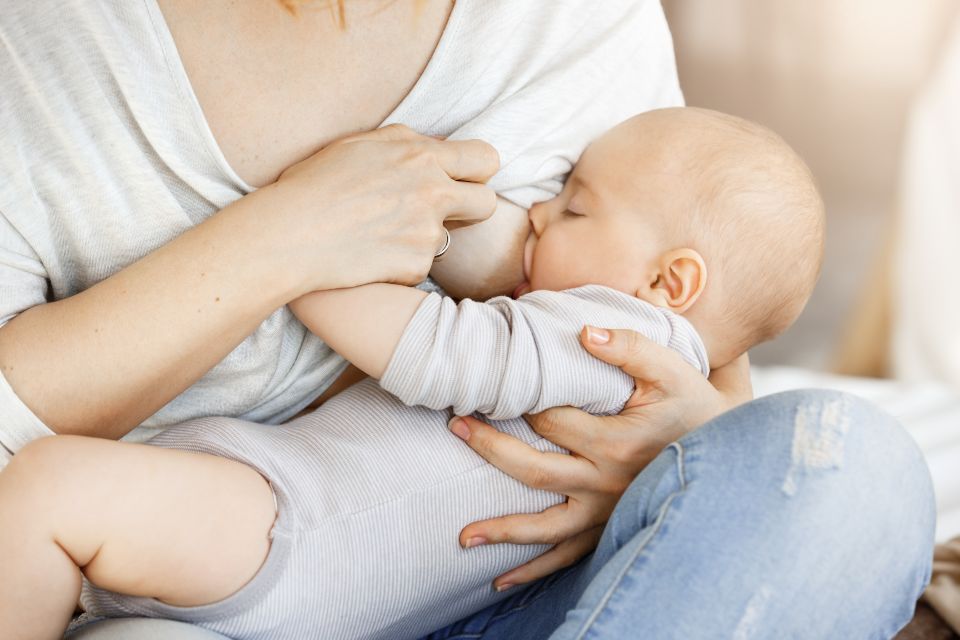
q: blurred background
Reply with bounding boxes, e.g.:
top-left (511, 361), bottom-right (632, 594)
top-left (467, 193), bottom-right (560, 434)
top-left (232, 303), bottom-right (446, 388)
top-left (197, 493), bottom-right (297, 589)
top-left (660, 8), bottom-right (960, 631)
top-left (663, 0), bottom-right (960, 375)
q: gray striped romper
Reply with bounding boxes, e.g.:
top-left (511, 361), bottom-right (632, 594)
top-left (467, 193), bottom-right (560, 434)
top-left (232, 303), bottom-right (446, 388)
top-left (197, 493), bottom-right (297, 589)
top-left (81, 285), bottom-right (710, 640)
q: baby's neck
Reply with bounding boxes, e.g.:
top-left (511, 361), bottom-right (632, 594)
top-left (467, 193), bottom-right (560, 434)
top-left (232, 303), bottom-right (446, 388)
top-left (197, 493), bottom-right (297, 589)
top-left (687, 318), bottom-right (743, 371)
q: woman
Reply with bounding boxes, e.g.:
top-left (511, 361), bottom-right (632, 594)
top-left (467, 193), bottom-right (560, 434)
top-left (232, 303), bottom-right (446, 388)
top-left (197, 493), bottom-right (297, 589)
top-left (0, 0), bottom-right (934, 637)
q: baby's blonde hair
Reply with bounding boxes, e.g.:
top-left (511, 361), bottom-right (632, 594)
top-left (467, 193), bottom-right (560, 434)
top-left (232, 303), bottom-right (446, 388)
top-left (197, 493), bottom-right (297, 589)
top-left (673, 108), bottom-right (825, 352)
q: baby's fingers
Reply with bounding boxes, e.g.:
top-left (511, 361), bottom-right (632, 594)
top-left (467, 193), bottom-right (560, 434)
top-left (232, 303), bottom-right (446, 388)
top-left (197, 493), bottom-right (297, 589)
top-left (492, 527), bottom-right (604, 592)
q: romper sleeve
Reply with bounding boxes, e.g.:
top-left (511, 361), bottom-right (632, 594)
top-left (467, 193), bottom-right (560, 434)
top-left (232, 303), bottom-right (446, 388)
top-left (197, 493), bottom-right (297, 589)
top-left (379, 286), bottom-right (709, 420)
top-left (0, 210), bottom-right (56, 468)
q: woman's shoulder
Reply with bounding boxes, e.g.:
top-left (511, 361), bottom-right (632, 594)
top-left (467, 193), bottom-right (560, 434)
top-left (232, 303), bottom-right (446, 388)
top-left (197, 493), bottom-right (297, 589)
top-left (452, 0), bottom-right (664, 44)
top-left (0, 0), bottom-right (171, 169)
top-left (1, 1), bottom-right (154, 61)
top-left (411, 0), bottom-right (675, 95)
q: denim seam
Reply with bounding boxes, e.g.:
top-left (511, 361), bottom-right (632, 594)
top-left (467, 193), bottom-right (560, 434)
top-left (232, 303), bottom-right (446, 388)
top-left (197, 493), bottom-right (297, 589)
top-left (571, 441), bottom-right (688, 640)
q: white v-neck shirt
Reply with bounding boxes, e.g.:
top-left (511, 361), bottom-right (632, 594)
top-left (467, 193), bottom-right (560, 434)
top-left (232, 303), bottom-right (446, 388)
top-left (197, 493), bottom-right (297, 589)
top-left (0, 0), bottom-right (682, 460)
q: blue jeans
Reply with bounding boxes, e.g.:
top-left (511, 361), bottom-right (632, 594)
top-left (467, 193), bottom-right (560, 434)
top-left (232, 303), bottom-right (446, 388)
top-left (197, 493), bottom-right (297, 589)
top-left (423, 390), bottom-right (935, 640)
top-left (68, 390), bottom-right (935, 640)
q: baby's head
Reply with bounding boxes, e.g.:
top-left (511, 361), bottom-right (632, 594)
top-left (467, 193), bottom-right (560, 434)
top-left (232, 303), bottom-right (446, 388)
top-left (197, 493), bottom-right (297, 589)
top-left (517, 107), bottom-right (825, 368)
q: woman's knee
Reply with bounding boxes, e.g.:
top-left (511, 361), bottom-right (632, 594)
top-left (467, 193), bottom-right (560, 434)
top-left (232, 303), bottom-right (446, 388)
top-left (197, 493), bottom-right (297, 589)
top-left (619, 388), bottom-right (935, 536)
top-left (602, 390), bottom-right (936, 635)
top-left (690, 388), bottom-right (933, 503)
top-left (685, 389), bottom-right (935, 604)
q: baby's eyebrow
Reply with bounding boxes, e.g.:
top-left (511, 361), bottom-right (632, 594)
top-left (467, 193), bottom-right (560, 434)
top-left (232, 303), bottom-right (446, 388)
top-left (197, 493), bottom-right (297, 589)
top-left (571, 174), bottom-right (597, 199)
top-left (568, 175), bottom-right (600, 214)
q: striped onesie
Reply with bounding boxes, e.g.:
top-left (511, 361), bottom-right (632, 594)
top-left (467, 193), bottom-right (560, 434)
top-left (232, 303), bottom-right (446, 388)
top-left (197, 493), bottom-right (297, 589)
top-left (81, 285), bottom-right (709, 640)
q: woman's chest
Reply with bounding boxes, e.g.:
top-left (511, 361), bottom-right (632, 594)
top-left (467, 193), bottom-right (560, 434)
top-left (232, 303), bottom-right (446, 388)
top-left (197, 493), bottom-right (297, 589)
top-left (156, 0), bottom-right (453, 188)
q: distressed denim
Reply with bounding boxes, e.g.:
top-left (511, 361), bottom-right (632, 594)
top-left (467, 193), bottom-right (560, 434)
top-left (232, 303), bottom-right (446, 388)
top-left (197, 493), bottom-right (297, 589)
top-left (68, 390), bottom-right (935, 640)
top-left (423, 389), bottom-right (936, 640)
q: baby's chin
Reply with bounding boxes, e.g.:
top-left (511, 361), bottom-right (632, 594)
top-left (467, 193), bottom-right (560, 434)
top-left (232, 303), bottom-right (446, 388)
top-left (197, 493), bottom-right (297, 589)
top-left (512, 280), bottom-right (531, 299)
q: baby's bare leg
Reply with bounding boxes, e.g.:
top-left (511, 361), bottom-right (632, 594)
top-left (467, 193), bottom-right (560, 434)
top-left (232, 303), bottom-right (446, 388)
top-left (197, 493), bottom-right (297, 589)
top-left (0, 435), bottom-right (275, 640)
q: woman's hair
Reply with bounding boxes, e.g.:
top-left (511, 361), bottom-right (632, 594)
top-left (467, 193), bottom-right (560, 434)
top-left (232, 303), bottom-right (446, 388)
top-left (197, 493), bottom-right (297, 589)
top-left (278, 0), bottom-right (427, 28)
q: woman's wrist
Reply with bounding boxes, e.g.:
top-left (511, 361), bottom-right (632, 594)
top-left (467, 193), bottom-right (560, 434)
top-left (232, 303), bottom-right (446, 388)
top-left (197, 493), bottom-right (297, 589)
top-left (217, 183), bottom-right (333, 300)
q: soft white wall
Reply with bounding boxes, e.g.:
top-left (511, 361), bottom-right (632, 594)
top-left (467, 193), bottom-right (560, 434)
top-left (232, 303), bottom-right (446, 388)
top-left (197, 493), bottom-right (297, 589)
top-left (663, 0), bottom-right (958, 368)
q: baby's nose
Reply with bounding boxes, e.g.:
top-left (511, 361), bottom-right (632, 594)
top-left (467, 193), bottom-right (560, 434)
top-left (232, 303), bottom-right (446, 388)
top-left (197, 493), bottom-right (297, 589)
top-left (528, 204), bottom-right (546, 236)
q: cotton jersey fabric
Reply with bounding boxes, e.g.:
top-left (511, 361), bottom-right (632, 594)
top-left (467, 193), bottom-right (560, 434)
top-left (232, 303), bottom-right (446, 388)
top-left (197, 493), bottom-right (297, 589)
top-left (67, 390), bottom-right (937, 640)
top-left (0, 0), bottom-right (682, 464)
top-left (80, 286), bottom-right (709, 640)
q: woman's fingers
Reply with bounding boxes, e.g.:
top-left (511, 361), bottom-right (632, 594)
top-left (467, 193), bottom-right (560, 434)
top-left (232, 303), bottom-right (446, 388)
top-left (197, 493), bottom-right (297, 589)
top-left (430, 139), bottom-right (499, 225)
top-left (579, 326), bottom-right (687, 384)
top-left (459, 502), bottom-right (589, 548)
top-left (337, 125), bottom-right (499, 191)
top-left (524, 406), bottom-right (606, 456)
top-left (430, 138), bottom-right (500, 183)
top-left (441, 180), bottom-right (498, 224)
top-left (347, 127), bottom-right (500, 182)
top-left (492, 527), bottom-right (604, 591)
top-left (449, 416), bottom-right (595, 492)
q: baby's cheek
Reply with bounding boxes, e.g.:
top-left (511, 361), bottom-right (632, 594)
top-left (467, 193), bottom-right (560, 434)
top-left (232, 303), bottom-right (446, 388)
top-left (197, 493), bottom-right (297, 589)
top-left (532, 248), bottom-right (576, 291)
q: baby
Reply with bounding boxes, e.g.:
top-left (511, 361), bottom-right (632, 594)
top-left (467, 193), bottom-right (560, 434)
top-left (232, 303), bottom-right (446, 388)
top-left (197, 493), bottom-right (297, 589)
top-left (0, 107), bottom-right (824, 640)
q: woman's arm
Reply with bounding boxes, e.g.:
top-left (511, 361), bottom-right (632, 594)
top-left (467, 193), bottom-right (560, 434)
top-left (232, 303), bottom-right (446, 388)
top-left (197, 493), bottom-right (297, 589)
top-left (0, 126), bottom-right (498, 442)
top-left (290, 193), bottom-right (527, 378)
top-left (448, 327), bottom-right (752, 590)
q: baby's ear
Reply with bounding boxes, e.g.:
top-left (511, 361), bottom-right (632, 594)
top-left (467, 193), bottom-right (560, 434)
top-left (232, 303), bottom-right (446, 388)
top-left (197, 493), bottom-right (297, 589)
top-left (645, 248), bottom-right (707, 313)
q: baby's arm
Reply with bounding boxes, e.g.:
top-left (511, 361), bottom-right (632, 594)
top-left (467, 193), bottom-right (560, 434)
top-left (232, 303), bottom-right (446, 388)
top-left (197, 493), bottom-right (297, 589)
top-left (0, 436), bottom-right (275, 640)
top-left (290, 195), bottom-right (528, 378)
top-left (377, 289), bottom-right (647, 419)
top-left (290, 284), bottom-right (429, 380)
top-left (290, 286), bottom-right (692, 420)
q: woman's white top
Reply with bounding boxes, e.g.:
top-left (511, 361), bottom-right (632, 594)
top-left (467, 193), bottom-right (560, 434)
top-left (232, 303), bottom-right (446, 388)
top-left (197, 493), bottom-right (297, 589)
top-left (0, 0), bottom-right (682, 462)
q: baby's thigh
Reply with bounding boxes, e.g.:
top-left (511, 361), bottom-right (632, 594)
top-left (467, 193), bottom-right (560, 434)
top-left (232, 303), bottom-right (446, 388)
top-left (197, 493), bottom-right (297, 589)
top-left (3, 435), bottom-right (275, 607)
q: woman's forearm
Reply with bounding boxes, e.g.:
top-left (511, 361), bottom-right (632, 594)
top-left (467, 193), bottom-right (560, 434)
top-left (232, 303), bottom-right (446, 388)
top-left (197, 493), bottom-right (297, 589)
top-left (0, 187), bottom-right (302, 440)
top-left (0, 127), bottom-right (499, 441)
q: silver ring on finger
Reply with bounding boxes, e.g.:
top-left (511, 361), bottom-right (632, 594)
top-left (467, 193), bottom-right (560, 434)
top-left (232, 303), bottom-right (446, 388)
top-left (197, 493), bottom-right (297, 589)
top-left (434, 228), bottom-right (452, 260)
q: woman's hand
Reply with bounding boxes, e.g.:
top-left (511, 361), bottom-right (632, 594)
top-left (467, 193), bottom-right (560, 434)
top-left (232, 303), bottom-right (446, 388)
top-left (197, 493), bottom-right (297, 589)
top-left (268, 124), bottom-right (501, 293)
top-left (0, 125), bottom-right (498, 442)
top-left (448, 326), bottom-right (752, 590)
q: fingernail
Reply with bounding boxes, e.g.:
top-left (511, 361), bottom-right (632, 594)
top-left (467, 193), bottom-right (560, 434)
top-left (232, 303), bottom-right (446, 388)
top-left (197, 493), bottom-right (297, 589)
top-left (449, 417), bottom-right (471, 441)
top-left (495, 583), bottom-right (514, 593)
top-left (464, 536), bottom-right (487, 549)
top-left (586, 326), bottom-right (610, 345)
